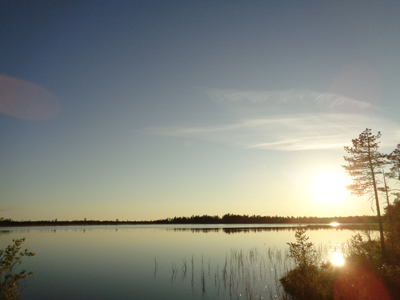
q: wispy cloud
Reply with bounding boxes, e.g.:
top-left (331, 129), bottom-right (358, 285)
top-left (248, 135), bottom-right (348, 151)
top-left (207, 88), bottom-right (371, 110)
top-left (147, 89), bottom-right (398, 151)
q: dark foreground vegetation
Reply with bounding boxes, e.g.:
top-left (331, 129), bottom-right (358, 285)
top-left (0, 239), bottom-right (34, 300)
top-left (0, 214), bottom-right (378, 227)
top-left (280, 199), bottom-right (400, 299)
top-left (280, 129), bottom-right (400, 300)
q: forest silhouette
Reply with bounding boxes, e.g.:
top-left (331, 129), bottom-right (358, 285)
top-left (0, 214), bottom-right (378, 227)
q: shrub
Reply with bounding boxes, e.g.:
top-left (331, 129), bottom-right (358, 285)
top-left (346, 233), bottom-right (383, 269)
top-left (286, 226), bottom-right (318, 268)
top-left (384, 197), bottom-right (400, 264)
top-left (280, 226), bottom-right (336, 300)
top-left (0, 238), bottom-right (35, 300)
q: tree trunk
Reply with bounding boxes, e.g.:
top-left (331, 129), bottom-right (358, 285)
top-left (372, 174), bottom-right (387, 259)
top-left (368, 139), bottom-right (386, 259)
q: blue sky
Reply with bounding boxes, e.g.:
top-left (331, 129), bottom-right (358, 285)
top-left (1, 1), bottom-right (400, 221)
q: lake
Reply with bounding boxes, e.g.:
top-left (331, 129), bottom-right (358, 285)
top-left (0, 224), bottom-right (376, 300)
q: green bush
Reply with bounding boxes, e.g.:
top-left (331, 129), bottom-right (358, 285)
top-left (280, 226), bottom-right (336, 300)
top-left (346, 233), bottom-right (383, 268)
top-left (286, 226), bottom-right (318, 268)
top-left (0, 238), bottom-right (35, 300)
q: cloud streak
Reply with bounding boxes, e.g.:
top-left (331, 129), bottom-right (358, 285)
top-left (148, 89), bottom-right (398, 151)
top-left (207, 88), bottom-right (371, 110)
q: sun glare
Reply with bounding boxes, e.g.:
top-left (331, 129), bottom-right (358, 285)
top-left (312, 172), bottom-right (346, 203)
top-left (329, 244), bottom-right (345, 266)
top-left (331, 251), bottom-right (345, 266)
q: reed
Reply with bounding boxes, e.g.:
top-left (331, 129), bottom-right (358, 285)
top-left (190, 254), bottom-right (194, 290)
top-left (161, 246), bottom-right (294, 299)
top-left (153, 257), bottom-right (157, 277)
top-left (181, 258), bottom-right (187, 279)
top-left (200, 255), bottom-right (206, 293)
top-left (170, 263), bottom-right (177, 283)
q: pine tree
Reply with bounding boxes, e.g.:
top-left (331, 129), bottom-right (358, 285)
top-left (342, 128), bottom-right (387, 258)
top-left (388, 144), bottom-right (400, 181)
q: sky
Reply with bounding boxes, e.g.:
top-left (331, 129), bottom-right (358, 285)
top-left (1, 0), bottom-right (400, 221)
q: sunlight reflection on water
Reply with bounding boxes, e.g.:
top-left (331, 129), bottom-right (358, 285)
top-left (329, 244), bottom-right (345, 266)
top-left (331, 251), bottom-right (345, 266)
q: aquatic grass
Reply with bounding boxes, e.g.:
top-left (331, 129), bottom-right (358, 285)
top-left (156, 230), bottom-right (394, 300)
top-left (191, 254), bottom-right (194, 290)
top-left (153, 257), bottom-right (157, 277)
top-left (155, 224), bottom-right (395, 300)
top-left (181, 258), bottom-right (188, 280)
top-left (170, 263), bottom-right (178, 283)
top-left (200, 257), bottom-right (206, 293)
top-left (159, 246), bottom-right (294, 300)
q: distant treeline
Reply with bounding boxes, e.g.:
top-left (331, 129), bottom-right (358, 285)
top-left (154, 214), bottom-right (379, 224)
top-left (0, 219), bottom-right (151, 227)
top-left (0, 214), bottom-right (378, 227)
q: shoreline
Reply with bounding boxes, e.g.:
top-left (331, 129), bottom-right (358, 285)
top-left (0, 221), bottom-right (379, 230)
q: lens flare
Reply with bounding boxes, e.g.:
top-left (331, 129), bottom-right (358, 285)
top-left (0, 74), bottom-right (59, 120)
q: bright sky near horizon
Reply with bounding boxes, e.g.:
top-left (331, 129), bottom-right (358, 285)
top-left (1, 1), bottom-right (400, 221)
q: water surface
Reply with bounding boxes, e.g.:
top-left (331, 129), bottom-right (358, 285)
top-left (0, 224), bottom-right (375, 300)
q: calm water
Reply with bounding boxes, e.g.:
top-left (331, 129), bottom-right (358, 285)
top-left (0, 225), bottom-right (376, 300)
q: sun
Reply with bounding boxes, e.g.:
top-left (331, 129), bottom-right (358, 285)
top-left (312, 172), bottom-right (347, 203)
